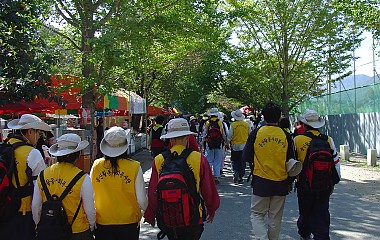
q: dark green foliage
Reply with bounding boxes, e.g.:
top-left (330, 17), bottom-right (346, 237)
top-left (0, 0), bottom-right (54, 105)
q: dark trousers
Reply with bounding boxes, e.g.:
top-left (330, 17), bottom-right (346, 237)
top-left (0, 211), bottom-right (36, 240)
top-left (70, 229), bottom-right (93, 240)
top-left (95, 222), bottom-right (140, 240)
top-left (231, 149), bottom-right (245, 180)
top-left (166, 224), bottom-right (204, 240)
top-left (297, 187), bottom-right (331, 240)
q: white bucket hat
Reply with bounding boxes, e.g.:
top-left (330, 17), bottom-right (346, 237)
top-left (231, 109), bottom-right (245, 121)
top-left (49, 133), bottom-right (89, 157)
top-left (100, 126), bottom-right (130, 157)
top-left (202, 112), bottom-right (208, 120)
top-left (190, 116), bottom-right (197, 121)
top-left (297, 109), bottom-right (325, 129)
top-left (8, 114), bottom-right (51, 131)
top-left (160, 118), bottom-right (197, 140)
top-left (208, 108), bottom-right (219, 116)
top-left (286, 158), bottom-right (303, 177)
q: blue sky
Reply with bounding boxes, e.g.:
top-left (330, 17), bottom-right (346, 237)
top-left (354, 31), bottom-right (379, 77)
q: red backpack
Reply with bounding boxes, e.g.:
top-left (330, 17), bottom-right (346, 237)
top-left (301, 132), bottom-right (340, 193)
top-left (156, 149), bottom-right (204, 239)
top-left (0, 140), bottom-right (33, 222)
top-left (206, 119), bottom-right (223, 149)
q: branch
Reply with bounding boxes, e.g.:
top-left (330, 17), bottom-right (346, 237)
top-left (55, 1), bottom-right (80, 28)
top-left (42, 24), bottom-right (81, 51)
top-left (96, 0), bottom-right (121, 30)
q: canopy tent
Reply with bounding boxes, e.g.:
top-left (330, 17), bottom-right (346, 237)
top-left (1, 75), bottom-right (146, 116)
top-left (96, 90), bottom-right (146, 115)
top-left (34, 75), bottom-right (81, 114)
top-left (0, 101), bottom-right (50, 115)
top-left (147, 106), bottom-right (169, 116)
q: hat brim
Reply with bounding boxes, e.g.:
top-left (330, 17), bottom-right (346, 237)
top-left (49, 141), bottom-right (89, 157)
top-left (286, 159), bottom-right (303, 177)
top-left (231, 112), bottom-right (245, 120)
top-left (298, 116), bottom-right (325, 129)
top-left (160, 130), bottom-right (197, 140)
top-left (100, 142), bottom-right (128, 158)
top-left (8, 119), bottom-right (51, 132)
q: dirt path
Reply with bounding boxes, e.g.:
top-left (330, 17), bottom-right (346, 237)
top-left (340, 159), bottom-right (380, 203)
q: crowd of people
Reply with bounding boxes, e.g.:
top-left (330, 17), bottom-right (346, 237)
top-left (0, 102), bottom-right (341, 240)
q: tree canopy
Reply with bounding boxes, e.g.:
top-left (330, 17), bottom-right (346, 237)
top-left (1, 0), bottom-right (378, 115)
top-left (0, 0), bottom-right (55, 105)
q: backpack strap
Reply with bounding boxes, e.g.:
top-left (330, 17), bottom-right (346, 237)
top-left (9, 141), bottom-right (26, 188)
top-left (59, 171), bottom-right (86, 201)
top-left (39, 170), bottom-right (52, 201)
top-left (40, 170), bottom-right (85, 226)
top-left (303, 131), bottom-right (328, 141)
top-left (40, 170), bottom-right (85, 203)
top-left (178, 148), bottom-right (193, 160)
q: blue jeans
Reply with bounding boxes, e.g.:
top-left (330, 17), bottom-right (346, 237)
top-left (205, 145), bottom-right (222, 177)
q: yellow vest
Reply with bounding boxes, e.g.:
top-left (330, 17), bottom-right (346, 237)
top-left (154, 145), bottom-right (203, 217)
top-left (8, 138), bottom-right (33, 214)
top-left (230, 120), bottom-right (249, 145)
top-left (253, 126), bottom-right (288, 181)
top-left (37, 162), bottom-right (88, 233)
top-left (91, 158), bottom-right (141, 224)
top-left (294, 130), bottom-right (333, 163)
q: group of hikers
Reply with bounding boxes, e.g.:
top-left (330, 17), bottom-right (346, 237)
top-left (0, 101), bottom-right (341, 240)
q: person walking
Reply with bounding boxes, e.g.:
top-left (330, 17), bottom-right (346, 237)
top-left (32, 133), bottom-right (96, 239)
top-left (227, 109), bottom-right (250, 184)
top-left (242, 102), bottom-right (295, 240)
top-left (144, 118), bottom-right (220, 240)
top-left (149, 115), bottom-right (166, 158)
top-left (294, 109), bottom-right (341, 240)
top-left (0, 114), bottom-right (51, 240)
top-left (202, 108), bottom-right (227, 184)
top-left (90, 126), bottom-right (148, 240)
top-left (189, 116), bottom-right (198, 133)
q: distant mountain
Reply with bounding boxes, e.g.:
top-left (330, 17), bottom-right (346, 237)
top-left (331, 74), bottom-right (379, 93)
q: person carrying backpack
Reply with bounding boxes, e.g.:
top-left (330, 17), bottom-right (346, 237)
top-left (202, 108), bottom-right (227, 184)
top-left (0, 114), bottom-right (50, 240)
top-left (294, 109), bottom-right (341, 240)
top-left (144, 118), bottom-right (220, 240)
top-left (90, 126), bottom-right (148, 240)
top-left (32, 133), bottom-right (96, 240)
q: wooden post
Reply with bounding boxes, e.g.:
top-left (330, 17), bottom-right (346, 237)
top-left (340, 145), bottom-right (350, 160)
top-left (367, 149), bottom-right (377, 166)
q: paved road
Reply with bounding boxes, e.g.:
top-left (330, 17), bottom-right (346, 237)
top-left (132, 149), bottom-right (380, 240)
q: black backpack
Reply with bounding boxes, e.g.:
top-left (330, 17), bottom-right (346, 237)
top-left (206, 120), bottom-right (223, 149)
top-left (0, 140), bottom-right (34, 223)
top-left (36, 170), bottom-right (85, 240)
top-left (301, 132), bottom-right (340, 193)
top-left (156, 149), bottom-right (205, 239)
